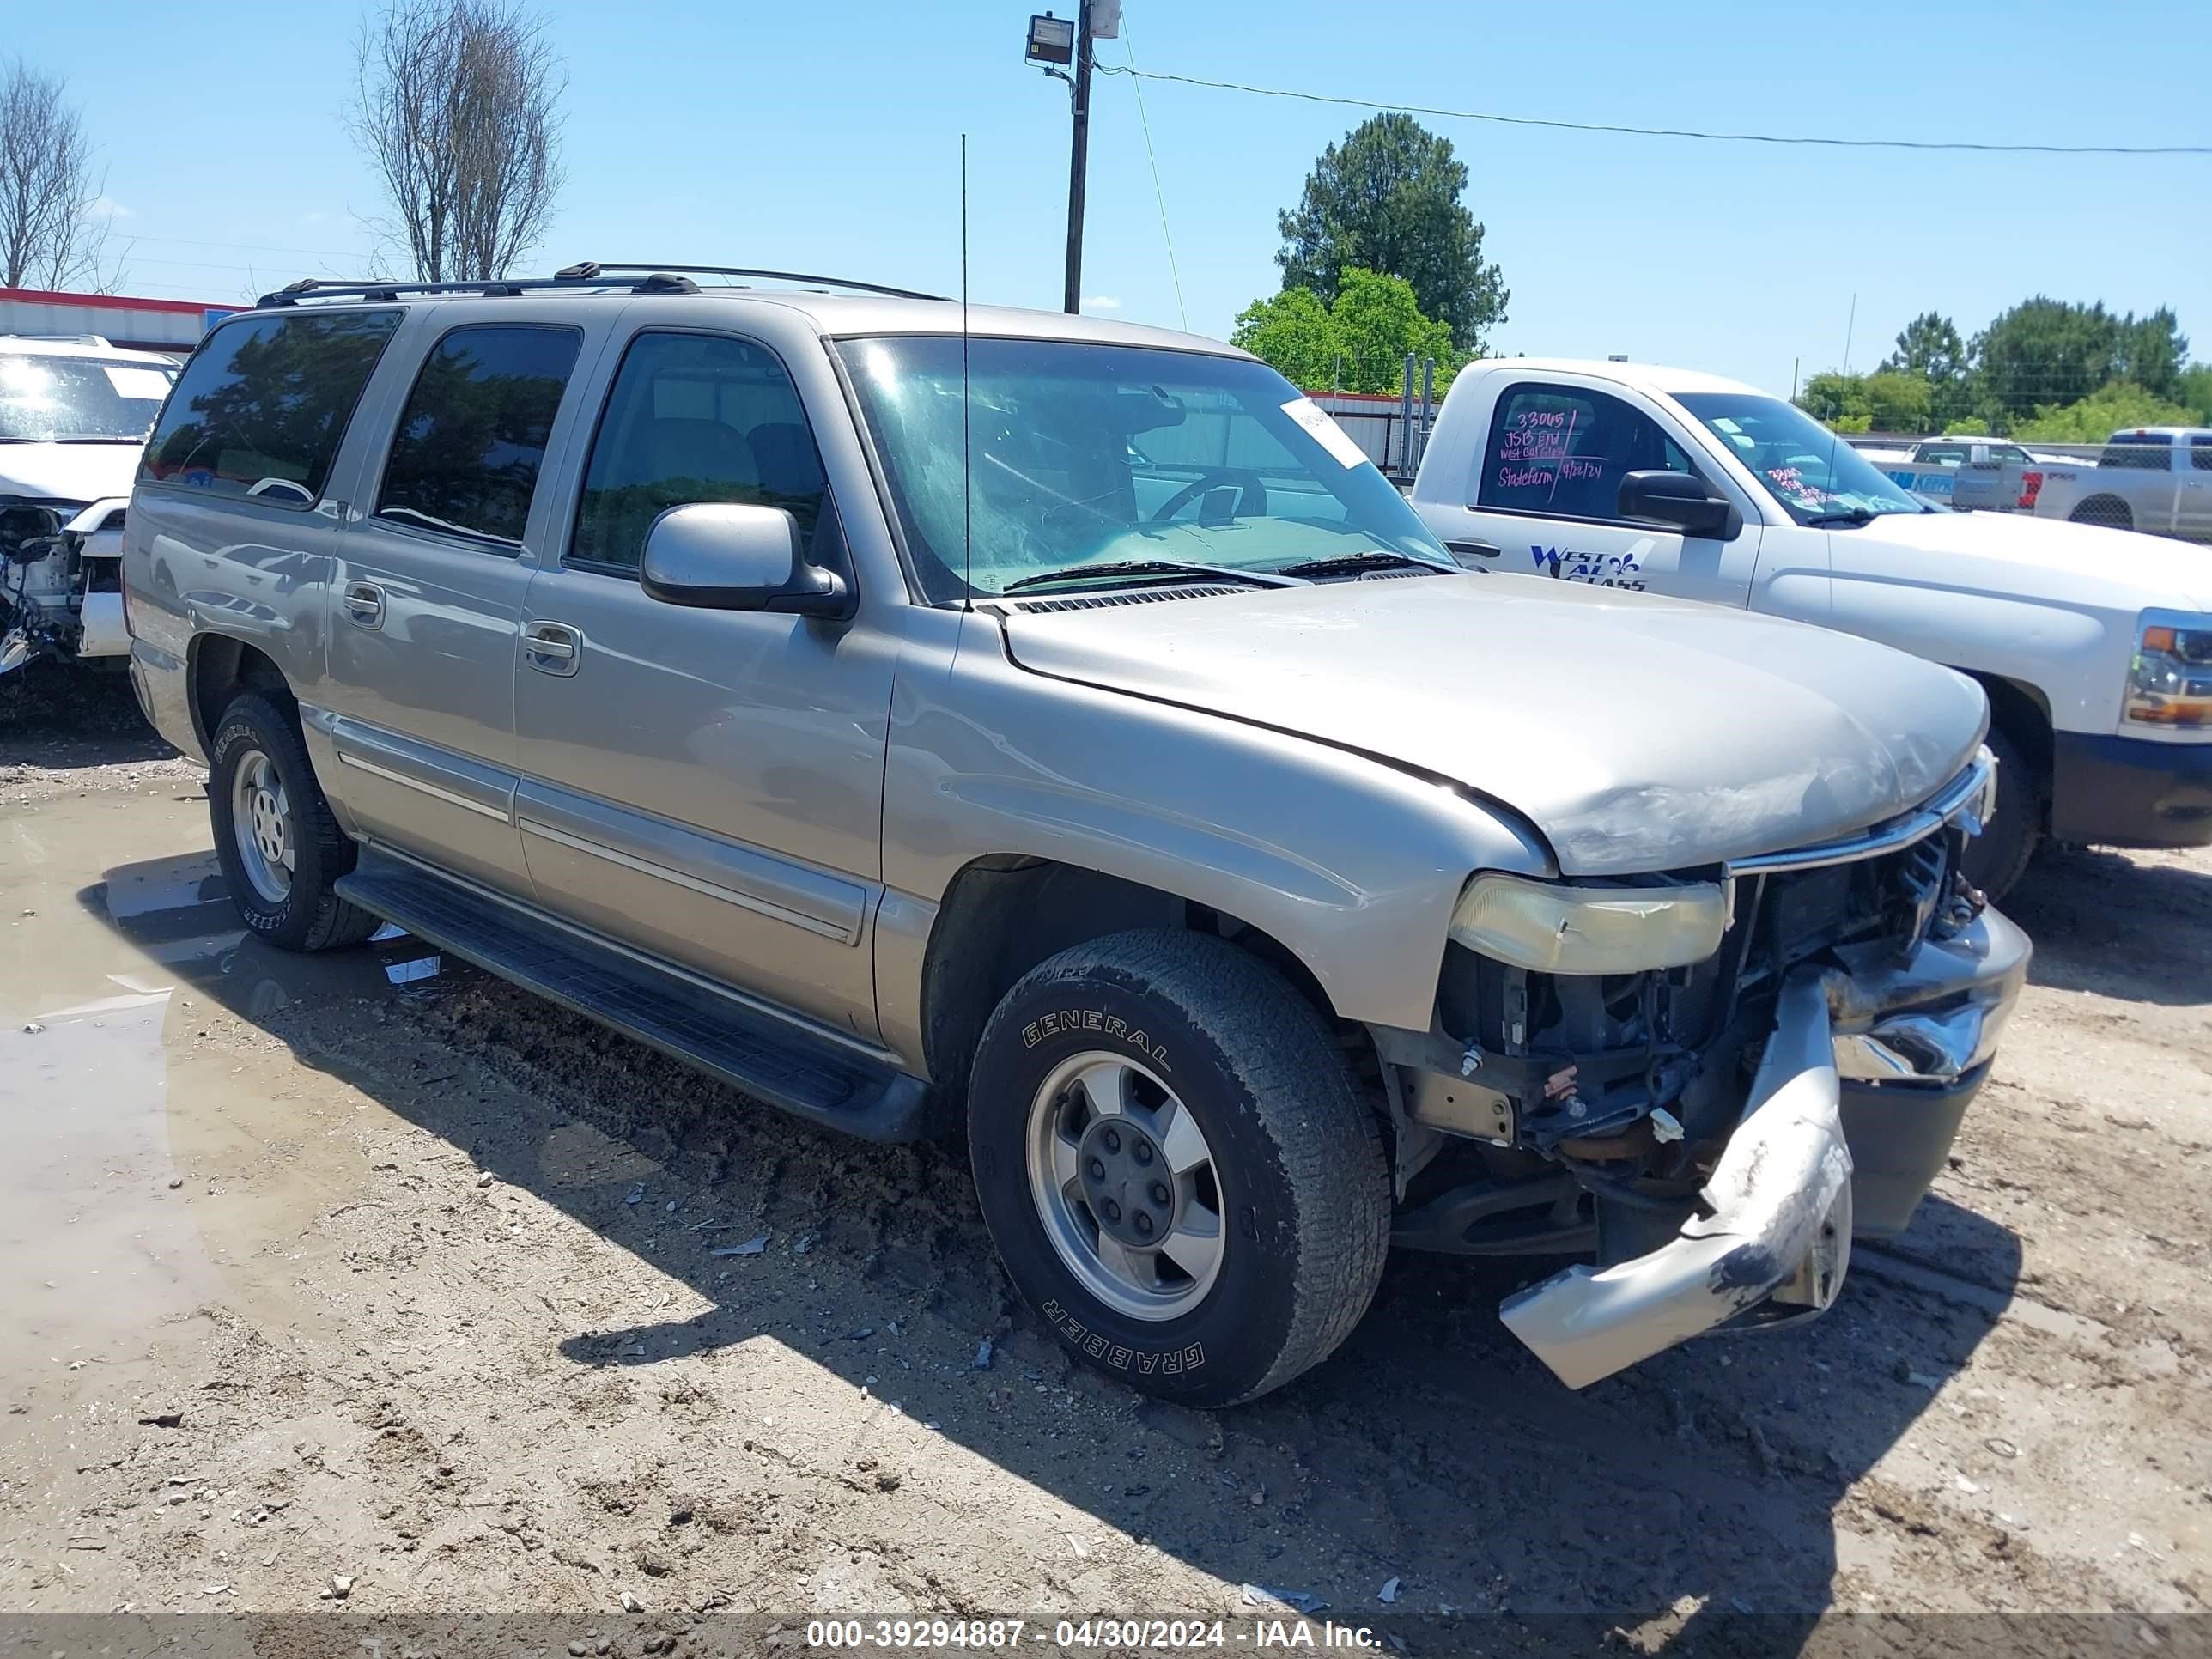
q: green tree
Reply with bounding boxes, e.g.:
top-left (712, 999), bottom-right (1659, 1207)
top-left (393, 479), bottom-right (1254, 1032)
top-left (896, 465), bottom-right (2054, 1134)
top-left (1274, 113), bottom-right (1508, 354)
top-left (1232, 268), bottom-right (1463, 395)
top-left (1861, 370), bottom-right (1935, 434)
top-left (1973, 297), bottom-right (2121, 421)
top-left (1880, 311), bottom-right (1971, 428)
top-left (2180, 363), bottom-right (2212, 425)
top-left (2014, 380), bottom-right (2198, 442)
top-left (1328, 267), bottom-right (1457, 392)
top-left (1795, 371), bottom-right (1867, 425)
top-left (1228, 286), bottom-right (1334, 390)
top-left (2113, 307), bottom-right (2189, 399)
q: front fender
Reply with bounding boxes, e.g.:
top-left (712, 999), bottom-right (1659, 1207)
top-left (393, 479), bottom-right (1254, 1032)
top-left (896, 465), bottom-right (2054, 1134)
top-left (878, 611), bottom-right (1554, 1042)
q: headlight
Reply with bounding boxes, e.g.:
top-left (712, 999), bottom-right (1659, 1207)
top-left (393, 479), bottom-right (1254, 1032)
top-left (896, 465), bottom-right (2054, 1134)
top-left (1449, 872), bottom-right (1732, 975)
top-left (2125, 612), bottom-right (2212, 729)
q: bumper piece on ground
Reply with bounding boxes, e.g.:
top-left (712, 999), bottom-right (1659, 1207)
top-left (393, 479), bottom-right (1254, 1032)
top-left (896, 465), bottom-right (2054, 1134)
top-left (1498, 906), bottom-right (2031, 1389)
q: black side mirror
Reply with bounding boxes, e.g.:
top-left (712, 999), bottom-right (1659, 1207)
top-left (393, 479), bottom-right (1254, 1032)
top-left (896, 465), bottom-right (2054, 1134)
top-left (1617, 470), bottom-right (1742, 541)
top-left (640, 503), bottom-right (854, 620)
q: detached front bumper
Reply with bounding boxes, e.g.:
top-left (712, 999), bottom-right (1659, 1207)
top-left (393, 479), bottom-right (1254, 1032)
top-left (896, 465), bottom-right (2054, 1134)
top-left (1498, 906), bottom-right (2030, 1390)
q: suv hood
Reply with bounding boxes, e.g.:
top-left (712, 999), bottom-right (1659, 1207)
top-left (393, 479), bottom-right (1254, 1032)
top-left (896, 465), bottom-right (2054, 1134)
top-left (1850, 508), bottom-right (2209, 611)
top-left (0, 441), bottom-right (142, 505)
top-left (998, 573), bottom-right (1987, 876)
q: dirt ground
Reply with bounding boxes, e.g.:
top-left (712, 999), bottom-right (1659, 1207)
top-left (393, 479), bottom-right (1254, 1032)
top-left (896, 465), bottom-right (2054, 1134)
top-left (2, 665), bottom-right (2208, 1647)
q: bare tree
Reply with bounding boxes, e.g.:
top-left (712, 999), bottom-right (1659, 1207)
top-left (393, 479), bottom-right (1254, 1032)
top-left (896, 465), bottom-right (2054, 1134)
top-left (0, 59), bottom-right (112, 291)
top-left (353, 0), bottom-right (566, 283)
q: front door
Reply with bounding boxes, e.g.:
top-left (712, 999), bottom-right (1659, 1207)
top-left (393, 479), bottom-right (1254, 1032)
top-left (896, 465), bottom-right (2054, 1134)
top-left (1429, 378), bottom-right (1764, 609)
top-left (323, 319), bottom-right (586, 896)
top-left (511, 328), bottom-right (893, 1040)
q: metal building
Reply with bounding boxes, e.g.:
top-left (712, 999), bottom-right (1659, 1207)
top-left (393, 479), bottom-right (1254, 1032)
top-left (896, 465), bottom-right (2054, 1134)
top-left (0, 286), bottom-right (239, 357)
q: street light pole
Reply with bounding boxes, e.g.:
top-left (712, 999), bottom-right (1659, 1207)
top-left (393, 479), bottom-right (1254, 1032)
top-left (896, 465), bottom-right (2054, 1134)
top-left (1061, 0), bottom-right (1093, 314)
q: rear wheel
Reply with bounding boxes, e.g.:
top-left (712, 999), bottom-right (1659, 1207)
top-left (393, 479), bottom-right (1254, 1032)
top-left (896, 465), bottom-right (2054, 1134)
top-left (2070, 495), bottom-right (2133, 532)
top-left (207, 692), bottom-right (381, 952)
top-left (1959, 725), bottom-right (2038, 904)
top-left (967, 930), bottom-right (1391, 1407)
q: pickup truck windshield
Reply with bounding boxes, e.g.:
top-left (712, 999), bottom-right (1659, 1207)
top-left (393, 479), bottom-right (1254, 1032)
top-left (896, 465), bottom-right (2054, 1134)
top-left (1676, 392), bottom-right (1923, 524)
top-left (0, 354), bottom-right (174, 444)
top-left (838, 336), bottom-right (1452, 602)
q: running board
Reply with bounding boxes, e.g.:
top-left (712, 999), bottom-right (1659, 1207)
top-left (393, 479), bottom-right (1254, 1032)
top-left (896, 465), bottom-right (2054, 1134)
top-left (336, 848), bottom-right (933, 1142)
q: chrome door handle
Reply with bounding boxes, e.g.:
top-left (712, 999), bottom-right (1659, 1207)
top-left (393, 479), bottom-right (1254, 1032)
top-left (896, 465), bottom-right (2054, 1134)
top-left (523, 621), bottom-right (581, 677)
top-left (343, 580), bottom-right (386, 629)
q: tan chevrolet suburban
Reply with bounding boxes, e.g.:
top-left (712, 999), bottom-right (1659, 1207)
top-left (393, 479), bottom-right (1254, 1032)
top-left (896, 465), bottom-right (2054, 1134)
top-left (121, 264), bottom-right (2027, 1404)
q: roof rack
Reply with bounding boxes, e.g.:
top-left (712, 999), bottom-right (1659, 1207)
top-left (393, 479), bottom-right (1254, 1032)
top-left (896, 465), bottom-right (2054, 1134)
top-left (552, 264), bottom-right (945, 301)
top-left (254, 275), bottom-right (607, 307)
top-left (255, 264), bottom-right (945, 310)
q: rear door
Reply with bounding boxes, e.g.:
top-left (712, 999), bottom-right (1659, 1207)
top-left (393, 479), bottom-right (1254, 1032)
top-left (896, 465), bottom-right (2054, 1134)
top-left (1426, 374), bottom-right (1764, 606)
top-left (510, 323), bottom-right (894, 1039)
top-left (320, 311), bottom-right (590, 896)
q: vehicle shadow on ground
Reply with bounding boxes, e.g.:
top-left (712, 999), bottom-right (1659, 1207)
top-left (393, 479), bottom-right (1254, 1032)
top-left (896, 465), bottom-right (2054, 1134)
top-left (2004, 844), bottom-right (2212, 1008)
top-left (0, 663), bottom-right (174, 769)
top-left (82, 853), bottom-right (2023, 1641)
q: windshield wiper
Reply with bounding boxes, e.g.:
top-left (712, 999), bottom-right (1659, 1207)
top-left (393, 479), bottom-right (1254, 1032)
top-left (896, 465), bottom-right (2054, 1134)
top-left (1271, 550), bottom-right (1449, 580)
top-left (1802, 507), bottom-right (1880, 527)
top-left (1002, 559), bottom-right (1298, 593)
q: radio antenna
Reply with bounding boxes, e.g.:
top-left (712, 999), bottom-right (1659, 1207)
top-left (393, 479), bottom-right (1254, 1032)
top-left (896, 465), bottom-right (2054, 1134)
top-left (961, 133), bottom-right (974, 611)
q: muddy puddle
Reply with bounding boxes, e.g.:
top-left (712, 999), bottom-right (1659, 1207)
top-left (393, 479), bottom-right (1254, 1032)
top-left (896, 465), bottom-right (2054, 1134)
top-left (1, 788), bottom-right (450, 1428)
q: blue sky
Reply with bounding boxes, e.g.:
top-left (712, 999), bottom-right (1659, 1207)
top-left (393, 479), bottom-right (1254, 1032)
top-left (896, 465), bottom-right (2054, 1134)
top-left (16, 1), bottom-right (2209, 394)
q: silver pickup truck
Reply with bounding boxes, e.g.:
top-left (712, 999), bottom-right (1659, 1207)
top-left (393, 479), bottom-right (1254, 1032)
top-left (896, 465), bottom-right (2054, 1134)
top-left (121, 267), bottom-right (2027, 1402)
top-left (1950, 426), bottom-right (2212, 539)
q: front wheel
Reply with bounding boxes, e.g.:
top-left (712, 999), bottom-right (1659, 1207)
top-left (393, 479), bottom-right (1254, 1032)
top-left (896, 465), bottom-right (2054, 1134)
top-left (967, 930), bottom-right (1391, 1407)
top-left (207, 692), bottom-right (382, 952)
top-left (1959, 725), bottom-right (2039, 904)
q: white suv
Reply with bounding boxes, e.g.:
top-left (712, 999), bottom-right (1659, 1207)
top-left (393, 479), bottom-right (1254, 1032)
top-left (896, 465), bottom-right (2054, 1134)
top-left (1, 335), bottom-right (178, 678)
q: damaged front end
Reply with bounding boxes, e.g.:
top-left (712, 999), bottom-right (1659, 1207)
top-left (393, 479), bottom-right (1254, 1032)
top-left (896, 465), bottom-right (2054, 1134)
top-left (1, 497), bottom-right (131, 678)
top-left (1376, 750), bottom-right (2030, 1389)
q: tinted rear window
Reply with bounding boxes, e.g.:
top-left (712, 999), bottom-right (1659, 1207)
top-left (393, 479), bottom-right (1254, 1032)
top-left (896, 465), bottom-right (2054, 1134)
top-left (376, 325), bottom-right (581, 548)
top-left (2101, 434), bottom-right (2172, 471)
top-left (139, 310), bottom-right (402, 507)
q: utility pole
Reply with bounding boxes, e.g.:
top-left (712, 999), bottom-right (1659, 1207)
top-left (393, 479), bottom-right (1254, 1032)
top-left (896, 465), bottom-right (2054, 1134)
top-left (1062, 1), bottom-right (1093, 313)
top-left (1027, 3), bottom-right (1116, 313)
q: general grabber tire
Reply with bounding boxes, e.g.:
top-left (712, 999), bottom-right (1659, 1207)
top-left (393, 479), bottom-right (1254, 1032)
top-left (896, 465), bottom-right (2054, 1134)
top-left (206, 692), bottom-right (381, 953)
top-left (968, 929), bottom-right (1392, 1407)
top-left (1958, 724), bottom-right (2039, 905)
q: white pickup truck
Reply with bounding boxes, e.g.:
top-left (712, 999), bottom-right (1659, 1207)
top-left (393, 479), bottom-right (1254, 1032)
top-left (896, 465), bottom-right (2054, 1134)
top-left (1876, 436), bottom-right (2041, 505)
top-left (1411, 358), bottom-right (2212, 899)
top-left (1948, 426), bottom-right (2212, 541)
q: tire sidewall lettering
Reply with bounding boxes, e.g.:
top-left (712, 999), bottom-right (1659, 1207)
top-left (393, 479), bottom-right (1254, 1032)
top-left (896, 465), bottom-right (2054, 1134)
top-left (975, 970), bottom-right (1298, 1404)
top-left (1041, 1299), bottom-right (1204, 1374)
top-left (1019, 1006), bottom-right (1169, 1073)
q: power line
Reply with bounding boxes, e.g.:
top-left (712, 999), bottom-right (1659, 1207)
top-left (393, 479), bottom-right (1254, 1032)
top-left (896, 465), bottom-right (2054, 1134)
top-left (1094, 64), bottom-right (2212, 156)
top-left (102, 230), bottom-right (369, 261)
top-left (1121, 21), bottom-right (1186, 332)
